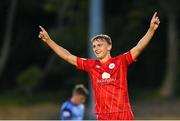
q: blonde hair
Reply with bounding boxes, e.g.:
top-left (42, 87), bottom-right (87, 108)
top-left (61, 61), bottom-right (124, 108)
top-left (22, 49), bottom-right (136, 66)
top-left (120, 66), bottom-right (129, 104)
top-left (91, 34), bottom-right (112, 45)
top-left (73, 84), bottom-right (89, 97)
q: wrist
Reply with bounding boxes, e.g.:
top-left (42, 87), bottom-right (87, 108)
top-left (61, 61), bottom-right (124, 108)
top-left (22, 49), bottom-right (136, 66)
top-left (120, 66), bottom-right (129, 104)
top-left (148, 27), bottom-right (156, 32)
top-left (45, 38), bottom-right (52, 43)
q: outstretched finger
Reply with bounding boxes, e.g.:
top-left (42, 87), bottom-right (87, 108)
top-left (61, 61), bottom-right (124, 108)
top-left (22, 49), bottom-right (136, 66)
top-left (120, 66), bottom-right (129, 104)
top-left (152, 12), bottom-right (157, 19)
top-left (39, 25), bottom-right (45, 31)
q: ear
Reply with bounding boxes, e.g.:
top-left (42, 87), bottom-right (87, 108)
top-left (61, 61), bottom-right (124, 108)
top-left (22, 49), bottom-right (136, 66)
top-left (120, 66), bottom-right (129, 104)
top-left (107, 45), bottom-right (112, 51)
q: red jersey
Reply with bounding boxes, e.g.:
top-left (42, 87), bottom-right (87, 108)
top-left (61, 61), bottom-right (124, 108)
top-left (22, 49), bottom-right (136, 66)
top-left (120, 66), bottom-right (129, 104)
top-left (77, 51), bottom-right (135, 114)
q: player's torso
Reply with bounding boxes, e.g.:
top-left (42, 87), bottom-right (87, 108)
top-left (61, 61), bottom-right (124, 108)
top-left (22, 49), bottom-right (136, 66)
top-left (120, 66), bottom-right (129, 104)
top-left (89, 57), bottom-right (128, 88)
top-left (88, 57), bottom-right (130, 113)
top-left (71, 104), bottom-right (84, 120)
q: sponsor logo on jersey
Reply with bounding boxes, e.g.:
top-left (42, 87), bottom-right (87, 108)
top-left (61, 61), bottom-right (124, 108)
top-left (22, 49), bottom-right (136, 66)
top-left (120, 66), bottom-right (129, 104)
top-left (102, 72), bottom-right (111, 79)
top-left (97, 72), bottom-right (116, 84)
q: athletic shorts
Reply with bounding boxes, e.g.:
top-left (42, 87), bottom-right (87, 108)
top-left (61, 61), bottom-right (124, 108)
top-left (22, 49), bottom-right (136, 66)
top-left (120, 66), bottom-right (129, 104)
top-left (97, 111), bottom-right (134, 120)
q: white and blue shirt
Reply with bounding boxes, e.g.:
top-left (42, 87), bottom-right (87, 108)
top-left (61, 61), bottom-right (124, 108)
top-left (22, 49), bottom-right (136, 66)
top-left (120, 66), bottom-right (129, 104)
top-left (60, 101), bottom-right (85, 120)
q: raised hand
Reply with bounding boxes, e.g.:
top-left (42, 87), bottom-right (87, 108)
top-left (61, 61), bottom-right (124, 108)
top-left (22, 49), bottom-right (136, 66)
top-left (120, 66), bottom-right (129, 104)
top-left (150, 12), bottom-right (160, 31)
top-left (38, 25), bottom-right (51, 42)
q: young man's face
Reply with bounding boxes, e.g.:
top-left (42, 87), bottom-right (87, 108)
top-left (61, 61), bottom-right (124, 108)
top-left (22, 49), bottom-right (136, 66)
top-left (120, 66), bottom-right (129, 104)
top-left (92, 38), bottom-right (112, 59)
top-left (74, 93), bottom-right (86, 104)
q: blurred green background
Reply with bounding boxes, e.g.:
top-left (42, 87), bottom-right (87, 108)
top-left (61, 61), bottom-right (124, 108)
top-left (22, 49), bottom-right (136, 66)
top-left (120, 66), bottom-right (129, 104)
top-left (0, 0), bottom-right (180, 119)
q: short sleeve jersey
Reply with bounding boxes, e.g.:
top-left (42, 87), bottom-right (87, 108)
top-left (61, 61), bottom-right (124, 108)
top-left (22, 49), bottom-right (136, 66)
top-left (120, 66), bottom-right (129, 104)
top-left (77, 51), bottom-right (135, 114)
top-left (60, 101), bottom-right (85, 120)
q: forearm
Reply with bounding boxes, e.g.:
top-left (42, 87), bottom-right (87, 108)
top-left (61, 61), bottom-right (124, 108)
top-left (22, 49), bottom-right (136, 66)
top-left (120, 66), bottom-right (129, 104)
top-left (131, 27), bottom-right (155, 59)
top-left (45, 39), bottom-right (77, 66)
top-left (136, 27), bottom-right (155, 51)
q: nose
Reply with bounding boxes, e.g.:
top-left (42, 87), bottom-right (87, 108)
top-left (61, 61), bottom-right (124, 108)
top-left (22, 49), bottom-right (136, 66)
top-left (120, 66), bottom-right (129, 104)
top-left (94, 45), bottom-right (101, 50)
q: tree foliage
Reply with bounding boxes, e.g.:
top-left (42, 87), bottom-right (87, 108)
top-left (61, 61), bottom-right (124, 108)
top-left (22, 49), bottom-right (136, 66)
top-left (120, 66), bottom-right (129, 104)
top-left (17, 65), bottom-right (42, 95)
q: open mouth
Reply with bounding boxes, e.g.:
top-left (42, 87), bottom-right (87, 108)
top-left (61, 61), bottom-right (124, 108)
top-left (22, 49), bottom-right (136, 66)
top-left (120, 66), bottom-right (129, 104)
top-left (95, 50), bottom-right (101, 55)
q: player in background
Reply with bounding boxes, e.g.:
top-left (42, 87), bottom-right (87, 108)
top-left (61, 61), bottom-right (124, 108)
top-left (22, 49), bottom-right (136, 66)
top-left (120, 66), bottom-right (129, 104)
top-left (38, 12), bottom-right (160, 120)
top-left (60, 84), bottom-right (88, 120)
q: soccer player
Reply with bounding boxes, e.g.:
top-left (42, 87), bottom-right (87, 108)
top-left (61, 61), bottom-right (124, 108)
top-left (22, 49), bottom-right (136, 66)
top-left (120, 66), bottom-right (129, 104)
top-left (60, 84), bottom-right (88, 120)
top-left (38, 12), bottom-right (160, 120)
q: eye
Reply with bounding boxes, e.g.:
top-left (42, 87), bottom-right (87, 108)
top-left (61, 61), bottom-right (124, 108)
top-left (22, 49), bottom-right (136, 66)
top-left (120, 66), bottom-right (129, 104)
top-left (97, 44), bottom-right (101, 47)
top-left (93, 45), bottom-right (96, 48)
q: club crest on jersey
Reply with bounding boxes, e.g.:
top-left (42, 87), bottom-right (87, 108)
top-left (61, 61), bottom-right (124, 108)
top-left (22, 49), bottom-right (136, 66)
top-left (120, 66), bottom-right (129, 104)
top-left (102, 72), bottom-right (111, 79)
top-left (109, 63), bottom-right (115, 69)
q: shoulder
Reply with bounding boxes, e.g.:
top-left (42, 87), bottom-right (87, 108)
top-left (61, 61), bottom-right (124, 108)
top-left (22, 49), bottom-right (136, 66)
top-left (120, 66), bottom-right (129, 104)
top-left (115, 51), bottom-right (135, 64)
top-left (61, 101), bottom-right (73, 110)
top-left (77, 57), bottom-right (98, 67)
top-left (113, 53), bottom-right (124, 61)
top-left (114, 51), bottom-right (131, 59)
top-left (78, 57), bottom-right (97, 63)
top-left (112, 52), bottom-right (129, 64)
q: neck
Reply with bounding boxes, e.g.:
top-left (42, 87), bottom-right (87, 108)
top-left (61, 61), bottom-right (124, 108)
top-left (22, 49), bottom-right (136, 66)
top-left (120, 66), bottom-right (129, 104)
top-left (99, 53), bottom-right (111, 63)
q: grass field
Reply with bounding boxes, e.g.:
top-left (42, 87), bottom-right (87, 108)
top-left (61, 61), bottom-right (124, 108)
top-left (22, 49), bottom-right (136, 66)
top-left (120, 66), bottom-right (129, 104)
top-left (0, 103), bottom-right (59, 119)
top-left (0, 100), bottom-right (180, 120)
top-left (0, 91), bottom-right (180, 119)
top-left (133, 99), bottom-right (180, 120)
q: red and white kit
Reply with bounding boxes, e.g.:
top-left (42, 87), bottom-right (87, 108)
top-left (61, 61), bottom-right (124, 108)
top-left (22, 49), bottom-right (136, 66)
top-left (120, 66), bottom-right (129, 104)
top-left (77, 51), bottom-right (135, 120)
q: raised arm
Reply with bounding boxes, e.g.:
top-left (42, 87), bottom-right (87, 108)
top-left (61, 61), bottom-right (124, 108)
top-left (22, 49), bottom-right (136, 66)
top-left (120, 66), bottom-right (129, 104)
top-left (130, 12), bottom-right (160, 60)
top-left (38, 26), bottom-right (77, 66)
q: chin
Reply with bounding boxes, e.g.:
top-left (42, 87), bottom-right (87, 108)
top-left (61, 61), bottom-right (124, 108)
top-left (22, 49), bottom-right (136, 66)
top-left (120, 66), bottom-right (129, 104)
top-left (95, 54), bottom-right (103, 58)
top-left (96, 55), bottom-right (103, 59)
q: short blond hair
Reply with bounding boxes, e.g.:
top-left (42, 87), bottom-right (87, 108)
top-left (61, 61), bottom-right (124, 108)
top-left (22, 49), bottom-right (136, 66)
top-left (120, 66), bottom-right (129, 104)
top-left (91, 34), bottom-right (112, 45)
top-left (73, 84), bottom-right (89, 97)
